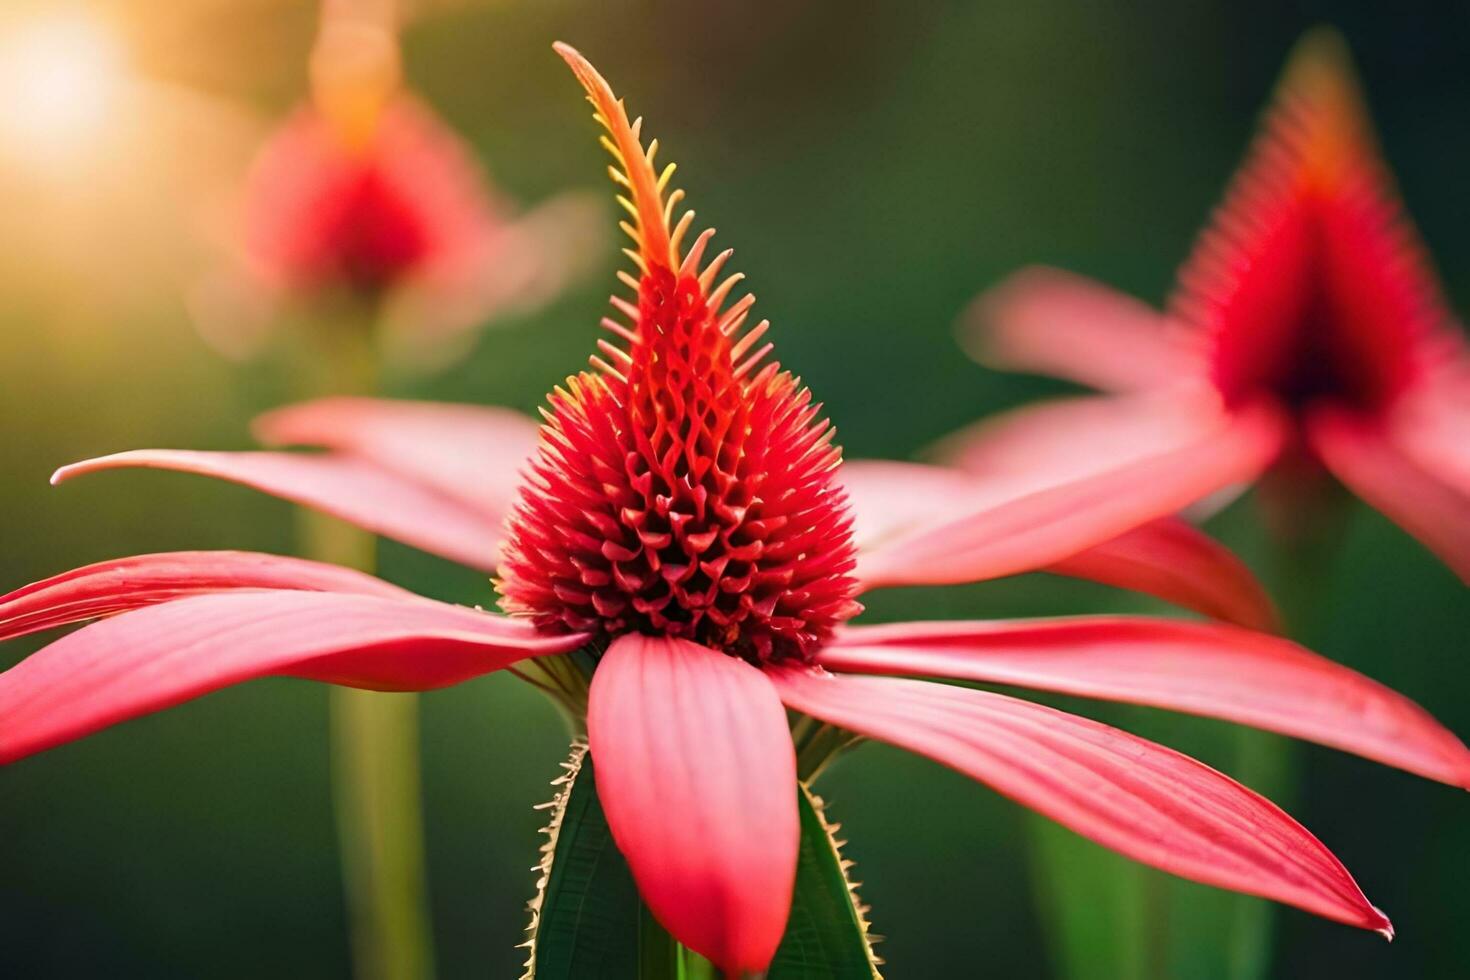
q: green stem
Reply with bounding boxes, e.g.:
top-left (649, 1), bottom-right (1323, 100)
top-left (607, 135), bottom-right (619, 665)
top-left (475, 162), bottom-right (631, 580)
top-left (293, 306), bottom-right (437, 980)
top-left (1223, 519), bottom-right (1338, 980)
top-left (638, 903), bottom-right (679, 977)
top-left (1224, 728), bottom-right (1292, 980)
top-left (637, 905), bottom-right (727, 979)
top-left (1027, 815), bottom-right (1150, 980)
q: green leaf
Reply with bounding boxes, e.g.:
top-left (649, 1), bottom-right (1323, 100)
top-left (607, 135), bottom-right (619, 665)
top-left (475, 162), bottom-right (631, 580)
top-left (524, 748), bottom-right (881, 979)
top-left (523, 741), bottom-right (640, 980)
top-left (768, 784), bottom-right (883, 979)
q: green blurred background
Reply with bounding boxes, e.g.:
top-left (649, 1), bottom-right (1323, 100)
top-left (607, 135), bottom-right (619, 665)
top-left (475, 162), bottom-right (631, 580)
top-left (1, 1), bottom-right (1467, 976)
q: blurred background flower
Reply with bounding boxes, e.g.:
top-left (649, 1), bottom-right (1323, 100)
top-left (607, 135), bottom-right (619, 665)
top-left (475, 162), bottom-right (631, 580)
top-left (0, 2), bottom-right (1467, 978)
top-left (192, 0), bottom-right (601, 370)
top-left (946, 31), bottom-right (1470, 979)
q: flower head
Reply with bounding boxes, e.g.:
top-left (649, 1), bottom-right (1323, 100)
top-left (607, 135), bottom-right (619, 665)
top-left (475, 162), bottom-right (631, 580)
top-left (957, 29), bottom-right (1470, 578)
top-left (498, 48), bottom-right (859, 662)
top-left (1174, 30), bottom-right (1452, 416)
top-left (3, 36), bottom-right (1469, 979)
top-left (242, 97), bottom-right (487, 298)
top-left (241, 1), bottom-right (494, 300)
top-left (200, 0), bottom-right (598, 362)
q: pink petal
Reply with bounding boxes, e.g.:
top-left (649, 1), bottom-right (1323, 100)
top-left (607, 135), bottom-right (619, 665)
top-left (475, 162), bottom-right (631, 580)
top-left (842, 462), bottom-right (1276, 629)
top-left (0, 591), bottom-right (586, 764)
top-left (819, 617), bottom-right (1470, 787)
top-left (858, 401), bottom-right (1285, 589)
top-left (53, 450), bottom-right (505, 572)
top-left (587, 634), bottom-right (797, 974)
top-left (1046, 518), bottom-right (1279, 631)
top-left (0, 550), bottom-right (411, 643)
top-left (1307, 407), bottom-right (1470, 582)
top-left (769, 666), bottom-right (1392, 936)
top-left (252, 397), bottom-right (540, 519)
top-left (931, 391), bottom-right (1223, 494)
top-left (961, 266), bottom-right (1200, 391)
top-left (840, 460), bottom-right (977, 552)
top-left (1390, 379), bottom-right (1470, 496)
top-left (380, 191), bottom-right (604, 358)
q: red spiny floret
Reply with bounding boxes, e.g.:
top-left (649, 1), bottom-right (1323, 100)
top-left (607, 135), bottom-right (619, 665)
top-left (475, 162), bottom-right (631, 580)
top-left (243, 99), bottom-right (505, 297)
top-left (1169, 33), bottom-right (1456, 414)
top-left (498, 267), bottom-right (861, 664)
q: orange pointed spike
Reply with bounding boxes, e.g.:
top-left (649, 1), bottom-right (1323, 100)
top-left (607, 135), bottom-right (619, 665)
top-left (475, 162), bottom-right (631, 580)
top-left (1272, 27), bottom-right (1376, 189)
top-left (555, 42), bottom-right (776, 382)
top-left (554, 43), bottom-right (674, 269)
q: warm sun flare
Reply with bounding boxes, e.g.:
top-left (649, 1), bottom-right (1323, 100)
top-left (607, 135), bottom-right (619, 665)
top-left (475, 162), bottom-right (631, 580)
top-left (0, 9), bottom-right (128, 169)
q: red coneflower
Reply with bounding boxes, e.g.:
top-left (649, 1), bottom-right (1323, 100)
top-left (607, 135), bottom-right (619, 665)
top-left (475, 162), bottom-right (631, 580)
top-left (4, 43), bottom-right (1467, 976)
top-left (201, 0), bottom-right (594, 360)
top-left (945, 30), bottom-right (1470, 581)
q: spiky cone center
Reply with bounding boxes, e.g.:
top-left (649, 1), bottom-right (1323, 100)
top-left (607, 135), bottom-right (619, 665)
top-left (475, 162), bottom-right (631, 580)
top-left (499, 47), bottom-right (860, 664)
top-left (1172, 31), bottom-right (1452, 415)
top-left (245, 103), bottom-right (448, 300)
top-left (324, 161), bottom-right (435, 295)
top-left (499, 263), bottom-right (861, 664)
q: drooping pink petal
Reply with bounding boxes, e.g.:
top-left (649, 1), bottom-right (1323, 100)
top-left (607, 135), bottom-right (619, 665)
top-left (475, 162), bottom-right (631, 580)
top-left (819, 617), bottom-right (1470, 787)
top-left (842, 462), bottom-right (1276, 628)
top-left (0, 551), bottom-right (410, 643)
top-left (769, 666), bottom-right (1392, 936)
top-left (930, 392), bottom-right (1218, 494)
top-left (379, 191), bottom-right (605, 363)
top-left (961, 267), bottom-right (1199, 392)
top-left (586, 633), bottom-right (798, 974)
top-left (0, 591), bottom-right (586, 764)
top-left (840, 460), bottom-right (977, 552)
top-left (1046, 519), bottom-right (1279, 631)
top-left (1307, 407), bottom-right (1470, 582)
top-left (253, 396), bottom-right (540, 517)
top-left (53, 450), bottom-right (505, 571)
top-left (858, 400), bottom-right (1285, 589)
top-left (1390, 378), bottom-right (1470, 496)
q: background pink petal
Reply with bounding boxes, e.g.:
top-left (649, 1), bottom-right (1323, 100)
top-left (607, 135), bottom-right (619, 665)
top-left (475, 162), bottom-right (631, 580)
top-left (379, 191), bottom-right (605, 366)
top-left (820, 617), bottom-right (1470, 787)
top-left (769, 666), bottom-right (1392, 936)
top-left (843, 463), bottom-right (1276, 627)
top-left (1389, 379), bottom-right (1470, 495)
top-left (840, 460), bottom-right (978, 552)
top-left (587, 634), bottom-right (798, 974)
top-left (0, 591), bottom-right (585, 764)
top-left (0, 550), bottom-right (410, 642)
top-left (961, 266), bottom-right (1200, 391)
top-left (1045, 518), bottom-right (1279, 630)
top-left (1308, 407), bottom-right (1470, 583)
top-left (53, 449), bottom-right (506, 571)
top-left (253, 396), bottom-right (539, 517)
top-left (857, 401), bottom-right (1285, 588)
top-left (930, 391), bottom-right (1224, 492)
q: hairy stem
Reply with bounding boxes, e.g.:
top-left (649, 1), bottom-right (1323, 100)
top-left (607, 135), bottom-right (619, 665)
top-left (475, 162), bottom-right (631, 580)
top-left (791, 716), bottom-right (858, 782)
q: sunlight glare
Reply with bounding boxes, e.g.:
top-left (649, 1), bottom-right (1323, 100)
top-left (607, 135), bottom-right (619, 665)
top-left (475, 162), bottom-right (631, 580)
top-left (0, 10), bottom-right (128, 168)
